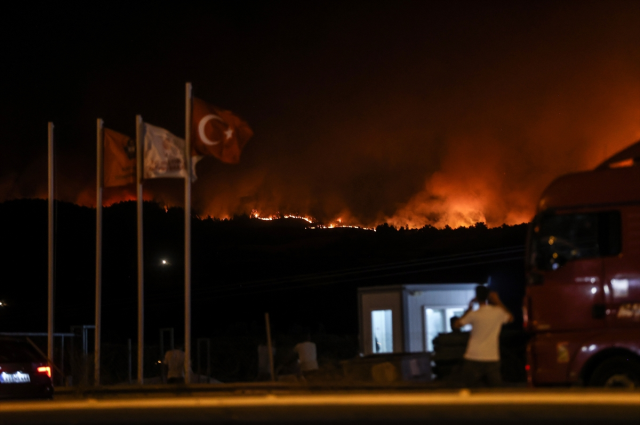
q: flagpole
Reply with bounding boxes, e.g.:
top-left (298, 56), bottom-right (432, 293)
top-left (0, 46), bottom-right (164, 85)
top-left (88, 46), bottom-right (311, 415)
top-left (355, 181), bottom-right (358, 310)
top-left (47, 122), bottom-right (55, 380)
top-left (136, 115), bottom-right (144, 385)
top-left (184, 82), bottom-right (192, 384)
top-left (95, 118), bottom-right (104, 386)
top-left (265, 312), bottom-right (275, 382)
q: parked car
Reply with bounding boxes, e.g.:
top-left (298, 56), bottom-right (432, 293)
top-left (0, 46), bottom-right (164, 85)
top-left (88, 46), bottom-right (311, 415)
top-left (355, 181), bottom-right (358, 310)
top-left (0, 336), bottom-right (53, 399)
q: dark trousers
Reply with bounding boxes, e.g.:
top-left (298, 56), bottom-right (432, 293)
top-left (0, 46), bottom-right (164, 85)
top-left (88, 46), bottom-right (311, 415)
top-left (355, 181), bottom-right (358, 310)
top-left (460, 359), bottom-right (503, 387)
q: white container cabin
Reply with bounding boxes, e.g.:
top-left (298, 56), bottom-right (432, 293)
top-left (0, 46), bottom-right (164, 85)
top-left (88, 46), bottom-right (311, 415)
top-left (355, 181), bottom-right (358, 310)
top-left (358, 283), bottom-right (480, 355)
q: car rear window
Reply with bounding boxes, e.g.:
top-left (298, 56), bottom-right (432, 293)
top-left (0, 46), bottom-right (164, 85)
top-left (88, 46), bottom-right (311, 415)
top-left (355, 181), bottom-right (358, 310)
top-left (0, 340), bottom-right (45, 363)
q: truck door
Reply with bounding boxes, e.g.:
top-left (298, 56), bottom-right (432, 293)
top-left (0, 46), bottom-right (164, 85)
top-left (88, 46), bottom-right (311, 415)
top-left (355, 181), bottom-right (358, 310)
top-left (602, 207), bottom-right (640, 328)
top-left (526, 212), bottom-right (610, 332)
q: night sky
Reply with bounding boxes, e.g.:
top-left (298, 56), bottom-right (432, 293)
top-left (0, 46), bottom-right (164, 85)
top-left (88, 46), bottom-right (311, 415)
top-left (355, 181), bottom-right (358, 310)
top-left (3, 1), bottom-right (640, 228)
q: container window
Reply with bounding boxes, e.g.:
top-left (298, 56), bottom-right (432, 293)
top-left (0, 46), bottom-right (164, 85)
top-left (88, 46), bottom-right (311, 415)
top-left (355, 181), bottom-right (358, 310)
top-left (426, 307), bottom-right (470, 352)
top-left (371, 310), bottom-right (393, 353)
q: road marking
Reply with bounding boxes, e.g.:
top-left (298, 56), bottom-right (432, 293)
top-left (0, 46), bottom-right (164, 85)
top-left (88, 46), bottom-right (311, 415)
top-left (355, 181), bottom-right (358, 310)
top-left (1, 392), bottom-right (639, 412)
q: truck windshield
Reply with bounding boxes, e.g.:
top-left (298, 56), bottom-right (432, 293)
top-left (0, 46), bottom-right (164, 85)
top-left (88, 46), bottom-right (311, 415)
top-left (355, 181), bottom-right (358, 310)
top-left (529, 211), bottom-right (621, 271)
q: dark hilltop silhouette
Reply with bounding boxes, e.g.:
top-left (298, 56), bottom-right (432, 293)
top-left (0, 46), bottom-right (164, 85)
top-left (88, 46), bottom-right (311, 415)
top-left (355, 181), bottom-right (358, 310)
top-left (0, 199), bottom-right (527, 382)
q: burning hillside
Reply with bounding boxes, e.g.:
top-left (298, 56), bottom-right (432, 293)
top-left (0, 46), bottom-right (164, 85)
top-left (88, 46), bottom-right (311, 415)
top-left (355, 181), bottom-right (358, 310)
top-left (250, 210), bottom-right (375, 231)
top-left (2, 4), bottom-right (640, 230)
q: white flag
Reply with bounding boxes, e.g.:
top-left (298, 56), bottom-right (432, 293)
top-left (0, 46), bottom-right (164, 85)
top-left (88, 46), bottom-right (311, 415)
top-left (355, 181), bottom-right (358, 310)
top-left (144, 123), bottom-right (187, 179)
top-left (144, 123), bottom-right (200, 181)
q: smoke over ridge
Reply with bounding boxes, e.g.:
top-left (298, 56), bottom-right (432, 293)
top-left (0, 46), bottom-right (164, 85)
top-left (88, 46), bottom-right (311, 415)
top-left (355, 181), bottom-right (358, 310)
top-left (2, 3), bottom-right (640, 229)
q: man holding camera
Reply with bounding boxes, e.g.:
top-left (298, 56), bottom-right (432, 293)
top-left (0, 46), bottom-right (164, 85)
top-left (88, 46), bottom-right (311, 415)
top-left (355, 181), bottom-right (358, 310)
top-left (453, 285), bottom-right (513, 387)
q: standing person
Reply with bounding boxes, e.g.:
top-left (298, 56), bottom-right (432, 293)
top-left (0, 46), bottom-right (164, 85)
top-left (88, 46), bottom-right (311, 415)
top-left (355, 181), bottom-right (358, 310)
top-left (452, 285), bottom-right (513, 387)
top-left (163, 344), bottom-right (186, 384)
top-left (293, 333), bottom-right (318, 379)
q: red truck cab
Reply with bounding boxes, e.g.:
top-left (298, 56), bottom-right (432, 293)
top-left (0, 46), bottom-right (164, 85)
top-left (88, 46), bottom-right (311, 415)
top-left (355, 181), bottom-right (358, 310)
top-left (524, 141), bottom-right (640, 387)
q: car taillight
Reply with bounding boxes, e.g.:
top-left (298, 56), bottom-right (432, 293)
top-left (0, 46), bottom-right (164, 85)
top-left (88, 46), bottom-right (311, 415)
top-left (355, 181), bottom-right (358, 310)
top-left (37, 366), bottom-right (51, 378)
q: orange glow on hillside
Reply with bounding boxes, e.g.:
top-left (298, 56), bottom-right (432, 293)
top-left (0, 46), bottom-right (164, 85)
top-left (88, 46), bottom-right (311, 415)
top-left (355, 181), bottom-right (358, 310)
top-left (5, 81), bottom-right (640, 231)
top-left (250, 209), bottom-right (375, 230)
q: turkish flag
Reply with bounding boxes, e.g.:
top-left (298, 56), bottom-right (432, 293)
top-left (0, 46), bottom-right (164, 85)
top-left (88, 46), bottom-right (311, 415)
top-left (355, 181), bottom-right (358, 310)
top-left (104, 128), bottom-right (136, 187)
top-left (192, 97), bottom-right (253, 164)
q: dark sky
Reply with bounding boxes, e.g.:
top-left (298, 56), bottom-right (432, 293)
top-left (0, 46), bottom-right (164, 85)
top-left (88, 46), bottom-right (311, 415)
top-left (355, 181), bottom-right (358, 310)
top-left (2, 1), bottom-right (640, 228)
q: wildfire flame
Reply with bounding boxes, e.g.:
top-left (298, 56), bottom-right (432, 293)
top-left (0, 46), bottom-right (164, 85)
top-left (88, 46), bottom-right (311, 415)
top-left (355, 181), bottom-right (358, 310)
top-left (250, 210), bottom-right (375, 231)
top-left (5, 24), bottom-right (640, 234)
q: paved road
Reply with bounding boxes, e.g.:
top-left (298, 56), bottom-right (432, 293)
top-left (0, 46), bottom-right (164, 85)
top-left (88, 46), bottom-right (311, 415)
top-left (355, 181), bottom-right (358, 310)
top-left (1, 390), bottom-right (639, 424)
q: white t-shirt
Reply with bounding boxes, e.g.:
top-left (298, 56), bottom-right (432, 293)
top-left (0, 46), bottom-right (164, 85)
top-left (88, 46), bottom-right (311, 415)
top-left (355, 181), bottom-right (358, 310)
top-left (458, 305), bottom-right (511, 361)
top-left (293, 342), bottom-right (318, 371)
top-left (164, 349), bottom-right (186, 379)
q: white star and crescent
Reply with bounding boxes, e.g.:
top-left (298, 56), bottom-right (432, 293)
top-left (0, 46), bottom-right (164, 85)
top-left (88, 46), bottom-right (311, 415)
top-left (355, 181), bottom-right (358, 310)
top-left (198, 114), bottom-right (226, 146)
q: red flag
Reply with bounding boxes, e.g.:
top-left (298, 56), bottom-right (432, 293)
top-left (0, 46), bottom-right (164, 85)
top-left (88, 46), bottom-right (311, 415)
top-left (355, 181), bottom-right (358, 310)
top-left (192, 97), bottom-right (253, 164)
top-left (104, 128), bottom-right (136, 187)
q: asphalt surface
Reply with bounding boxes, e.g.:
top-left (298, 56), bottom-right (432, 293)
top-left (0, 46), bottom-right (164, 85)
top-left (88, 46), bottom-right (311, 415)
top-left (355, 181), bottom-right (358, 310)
top-left (1, 389), bottom-right (639, 425)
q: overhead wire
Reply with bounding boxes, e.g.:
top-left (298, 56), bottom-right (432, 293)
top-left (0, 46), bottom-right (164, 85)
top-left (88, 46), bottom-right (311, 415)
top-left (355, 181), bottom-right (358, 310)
top-left (205, 245), bottom-right (523, 286)
top-left (143, 255), bottom-right (524, 308)
top-left (21, 245), bottom-right (525, 317)
top-left (140, 245), bottom-right (525, 306)
top-left (205, 256), bottom-right (525, 300)
top-left (182, 245), bottom-right (525, 296)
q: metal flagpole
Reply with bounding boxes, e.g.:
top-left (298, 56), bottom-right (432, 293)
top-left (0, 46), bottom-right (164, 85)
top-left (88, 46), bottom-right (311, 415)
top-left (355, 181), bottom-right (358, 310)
top-left (265, 312), bottom-right (275, 382)
top-left (95, 118), bottom-right (104, 386)
top-left (136, 115), bottom-right (144, 385)
top-left (184, 82), bottom-right (192, 384)
top-left (47, 122), bottom-right (55, 380)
